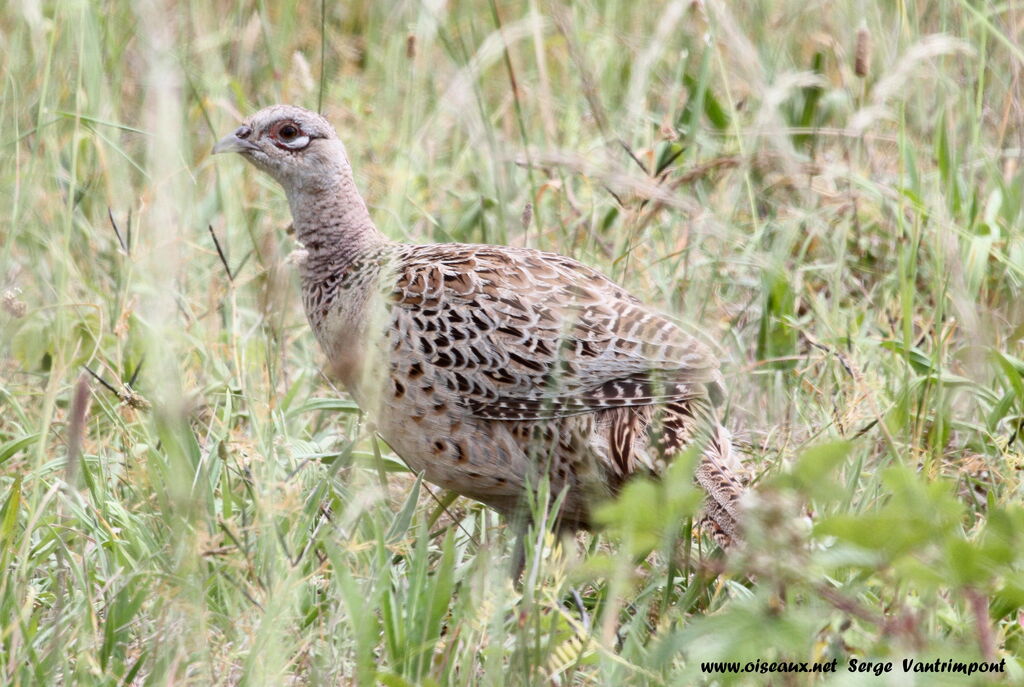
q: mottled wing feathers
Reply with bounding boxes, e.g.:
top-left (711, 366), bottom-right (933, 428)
top-left (469, 373), bottom-right (705, 421)
top-left (389, 244), bottom-right (721, 422)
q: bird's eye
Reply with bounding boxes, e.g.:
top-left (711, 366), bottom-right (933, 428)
top-left (269, 120), bottom-right (312, 151)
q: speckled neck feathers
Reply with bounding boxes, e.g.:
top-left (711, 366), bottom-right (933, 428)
top-left (282, 143), bottom-right (392, 341)
top-left (285, 144), bottom-right (389, 276)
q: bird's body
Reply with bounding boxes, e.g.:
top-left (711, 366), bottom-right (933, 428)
top-left (215, 105), bottom-right (744, 544)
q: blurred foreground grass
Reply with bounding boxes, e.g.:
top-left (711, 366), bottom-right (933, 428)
top-left (2, 0), bottom-right (1024, 684)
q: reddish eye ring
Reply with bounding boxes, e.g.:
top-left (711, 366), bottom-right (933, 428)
top-left (268, 120), bottom-right (311, 151)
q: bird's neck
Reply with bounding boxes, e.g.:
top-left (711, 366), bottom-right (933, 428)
top-left (287, 171), bottom-right (389, 275)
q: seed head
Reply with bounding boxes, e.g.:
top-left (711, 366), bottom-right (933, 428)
top-left (854, 22), bottom-right (871, 78)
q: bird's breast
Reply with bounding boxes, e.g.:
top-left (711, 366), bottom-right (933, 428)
top-left (305, 275), bottom-right (395, 406)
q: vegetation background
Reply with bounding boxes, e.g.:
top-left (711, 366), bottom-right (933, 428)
top-left (2, 0), bottom-right (1023, 684)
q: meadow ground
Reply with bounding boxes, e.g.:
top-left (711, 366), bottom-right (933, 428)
top-left (2, 0), bottom-right (1024, 684)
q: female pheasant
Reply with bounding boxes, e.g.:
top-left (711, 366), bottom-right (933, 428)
top-left (213, 105), bottom-right (744, 546)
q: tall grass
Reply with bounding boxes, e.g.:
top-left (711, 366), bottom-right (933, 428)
top-left (2, 0), bottom-right (1023, 684)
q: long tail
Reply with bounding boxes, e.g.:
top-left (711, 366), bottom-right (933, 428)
top-left (694, 424), bottom-right (745, 547)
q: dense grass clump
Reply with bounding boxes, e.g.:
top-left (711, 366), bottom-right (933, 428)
top-left (2, 1), bottom-right (1023, 684)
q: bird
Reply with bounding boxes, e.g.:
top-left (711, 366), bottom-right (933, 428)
top-left (213, 104), bottom-right (745, 553)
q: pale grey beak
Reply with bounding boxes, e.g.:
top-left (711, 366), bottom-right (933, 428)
top-left (212, 127), bottom-right (259, 155)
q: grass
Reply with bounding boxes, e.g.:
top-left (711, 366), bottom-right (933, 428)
top-left (2, 0), bottom-right (1024, 684)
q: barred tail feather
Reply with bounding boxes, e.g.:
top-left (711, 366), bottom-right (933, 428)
top-left (694, 424), bottom-right (744, 547)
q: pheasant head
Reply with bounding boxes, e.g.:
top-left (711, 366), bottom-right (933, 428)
top-left (213, 105), bottom-right (382, 253)
top-left (212, 104), bottom-right (349, 195)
